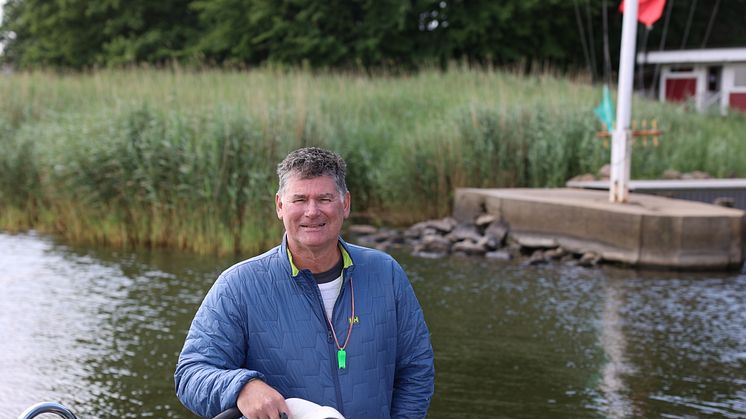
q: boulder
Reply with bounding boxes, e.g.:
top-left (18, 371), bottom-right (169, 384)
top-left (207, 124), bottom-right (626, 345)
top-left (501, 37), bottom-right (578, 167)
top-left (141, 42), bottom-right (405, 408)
top-left (578, 251), bottom-right (602, 267)
top-left (511, 233), bottom-right (558, 249)
top-left (544, 247), bottom-right (567, 260)
top-left (689, 170), bottom-right (711, 179)
top-left (417, 234), bottom-right (452, 254)
top-left (412, 250), bottom-right (448, 259)
top-left (484, 221), bottom-right (509, 245)
top-left (662, 169), bottom-right (682, 180)
top-left (476, 235), bottom-right (500, 251)
top-left (475, 214), bottom-right (497, 228)
top-left (368, 230), bottom-right (399, 243)
top-left (526, 249), bottom-right (548, 265)
top-left (424, 217), bottom-right (457, 233)
top-left (452, 240), bottom-right (487, 256)
top-left (486, 250), bottom-right (513, 261)
top-left (404, 222), bottom-right (428, 239)
top-left (446, 224), bottom-right (483, 243)
top-left (568, 173), bottom-right (596, 182)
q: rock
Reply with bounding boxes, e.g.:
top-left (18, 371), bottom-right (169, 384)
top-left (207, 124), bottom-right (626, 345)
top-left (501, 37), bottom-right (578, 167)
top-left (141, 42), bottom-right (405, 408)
top-left (661, 169), bottom-right (682, 180)
top-left (568, 173), bottom-right (596, 183)
top-left (689, 170), bottom-right (711, 179)
top-left (412, 250), bottom-right (448, 259)
top-left (452, 240), bottom-right (487, 256)
top-left (422, 227), bottom-right (440, 237)
top-left (597, 164), bottom-right (611, 179)
top-left (511, 233), bottom-right (558, 249)
top-left (477, 235), bottom-right (500, 251)
top-left (713, 197), bottom-right (735, 208)
top-left (544, 247), bottom-right (567, 260)
top-left (347, 224), bottom-right (378, 235)
top-left (425, 217), bottom-right (457, 233)
top-left (445, 224), bottom-right (483, 243)
top-left (381, 229), bottom-right (405, 244)
top-left (404, 222), bottom-right (428, 239)
top-left (484, 221), bottom-right (509, 245)
top-left (417, 234), bottom-right (452, 254)
top-left (475, 214), bottom-right (497, 228)
top-left (486, 250), bottom-right (513, 261)
top-left (578, 251), bottom-right (602, 267)
top-left (527, 250), bottom-right (548, 265)
top-left (368, 230), bottom-right (399, 243)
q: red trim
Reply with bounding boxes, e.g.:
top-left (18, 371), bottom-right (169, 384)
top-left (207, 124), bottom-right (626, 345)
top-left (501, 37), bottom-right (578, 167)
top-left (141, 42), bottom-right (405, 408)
top-left (729, 93), bottom-right (746, 112)
top-left (665, 78), bottom-right (697, 102)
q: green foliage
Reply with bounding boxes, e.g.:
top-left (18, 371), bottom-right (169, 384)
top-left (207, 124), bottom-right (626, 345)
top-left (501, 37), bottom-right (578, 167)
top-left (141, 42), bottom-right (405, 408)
top-left (6, 0), bottom-right (744, 70)
top-left (1, 67), bottom-right (745, 253)
top-left (1, 0), bottom-right (198, 68)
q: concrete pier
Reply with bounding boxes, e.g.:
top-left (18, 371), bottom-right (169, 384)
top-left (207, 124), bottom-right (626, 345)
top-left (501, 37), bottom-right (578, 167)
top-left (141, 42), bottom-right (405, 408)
top-left (453, 188), bottom-right (745, 269)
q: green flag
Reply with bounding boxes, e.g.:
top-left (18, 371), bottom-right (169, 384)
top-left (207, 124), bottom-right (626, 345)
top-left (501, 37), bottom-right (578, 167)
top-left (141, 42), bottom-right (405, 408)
top-left (594, 85), bottom-right (615, 131)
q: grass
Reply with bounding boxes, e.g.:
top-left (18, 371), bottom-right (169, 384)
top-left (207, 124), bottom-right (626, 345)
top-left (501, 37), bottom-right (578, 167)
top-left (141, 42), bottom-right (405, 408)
top-left (1, 66), bottom-right (745, 254)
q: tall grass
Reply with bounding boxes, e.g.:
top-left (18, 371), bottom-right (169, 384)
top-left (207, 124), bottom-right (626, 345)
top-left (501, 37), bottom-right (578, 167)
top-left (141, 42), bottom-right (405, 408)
top-left (1, 66), bottom-right (745, 254)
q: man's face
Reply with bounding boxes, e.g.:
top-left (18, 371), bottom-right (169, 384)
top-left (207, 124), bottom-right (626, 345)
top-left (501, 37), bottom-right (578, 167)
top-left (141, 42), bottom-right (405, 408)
top-left (276, 174), bottom-right (350, 254)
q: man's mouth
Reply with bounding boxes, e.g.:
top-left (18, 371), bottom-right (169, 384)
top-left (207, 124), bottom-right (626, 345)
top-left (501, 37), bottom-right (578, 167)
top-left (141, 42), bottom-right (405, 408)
top-left (301, 223), bottom-right (326, 228)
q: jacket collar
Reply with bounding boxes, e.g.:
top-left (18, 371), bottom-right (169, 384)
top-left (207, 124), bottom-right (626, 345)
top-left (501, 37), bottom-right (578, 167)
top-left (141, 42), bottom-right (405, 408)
top-left (282, 234), bottom-right (354, 277)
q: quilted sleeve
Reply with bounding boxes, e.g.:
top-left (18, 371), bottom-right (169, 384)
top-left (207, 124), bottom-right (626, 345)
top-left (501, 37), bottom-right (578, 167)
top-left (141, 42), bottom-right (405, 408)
top-left (390, 261), bottom-right (436, 419)
top-left (175, 272), bottom-right (264, 418)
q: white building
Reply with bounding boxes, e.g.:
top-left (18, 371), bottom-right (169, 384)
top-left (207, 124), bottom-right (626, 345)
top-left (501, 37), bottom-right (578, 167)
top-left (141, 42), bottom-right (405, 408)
top-left (637, 47), bottom-right (746, 115)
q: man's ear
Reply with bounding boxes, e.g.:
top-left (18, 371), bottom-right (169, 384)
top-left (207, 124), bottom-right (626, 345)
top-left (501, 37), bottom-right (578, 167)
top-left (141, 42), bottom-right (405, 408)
top-left (343, 191), bottom-right (351, 219)
top-left (275, 193), bottom-right (284, 220)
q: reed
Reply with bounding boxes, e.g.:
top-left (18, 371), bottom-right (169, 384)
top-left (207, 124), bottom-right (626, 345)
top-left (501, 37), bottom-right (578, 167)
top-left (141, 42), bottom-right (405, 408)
top-left (1, 67), bottom-right (745, 254)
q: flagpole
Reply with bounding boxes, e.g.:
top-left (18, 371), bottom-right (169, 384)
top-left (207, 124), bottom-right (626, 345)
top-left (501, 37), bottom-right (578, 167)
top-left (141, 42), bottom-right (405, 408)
top-left (610, 0), bottom-right (638, 203)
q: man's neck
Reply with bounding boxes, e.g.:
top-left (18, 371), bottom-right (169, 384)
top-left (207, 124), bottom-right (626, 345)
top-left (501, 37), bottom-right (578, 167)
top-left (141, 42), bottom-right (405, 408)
top-left (288, 242), bottom-right (341, 274)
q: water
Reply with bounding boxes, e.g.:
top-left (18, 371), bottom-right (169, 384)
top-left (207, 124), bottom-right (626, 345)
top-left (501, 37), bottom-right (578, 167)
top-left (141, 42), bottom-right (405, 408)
top-left (1, 232), bottom-right (745, 418)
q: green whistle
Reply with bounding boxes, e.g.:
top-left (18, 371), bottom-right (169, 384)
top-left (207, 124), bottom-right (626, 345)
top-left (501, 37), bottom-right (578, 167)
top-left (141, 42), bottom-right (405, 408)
top-left (337, 349), bottom-right (346, 369)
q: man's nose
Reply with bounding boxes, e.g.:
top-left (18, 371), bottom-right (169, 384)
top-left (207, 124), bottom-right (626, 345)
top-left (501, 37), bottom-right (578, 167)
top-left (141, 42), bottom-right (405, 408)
top-left (304, 200), bottom-right (320, 216)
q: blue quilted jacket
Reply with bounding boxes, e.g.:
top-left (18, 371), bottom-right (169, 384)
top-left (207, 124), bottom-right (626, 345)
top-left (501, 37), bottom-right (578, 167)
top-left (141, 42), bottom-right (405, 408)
top-left (175, 236), bottom-right (435, 418)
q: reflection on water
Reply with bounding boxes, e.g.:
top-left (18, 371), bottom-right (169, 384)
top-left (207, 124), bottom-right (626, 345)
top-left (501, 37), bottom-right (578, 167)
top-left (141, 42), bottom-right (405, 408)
top-left (1, 232), bottom-right (745, 418)
top-left (598, 281), bottom-right (634, 418)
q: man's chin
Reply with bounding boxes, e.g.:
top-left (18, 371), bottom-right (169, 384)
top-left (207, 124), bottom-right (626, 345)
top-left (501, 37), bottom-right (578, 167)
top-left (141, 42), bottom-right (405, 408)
top-left (292, 236), bottom-right (336, 250)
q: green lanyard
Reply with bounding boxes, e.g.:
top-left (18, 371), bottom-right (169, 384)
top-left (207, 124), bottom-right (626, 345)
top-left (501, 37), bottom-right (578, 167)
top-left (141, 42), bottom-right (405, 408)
top-left (326, 276), bottom-right (355, 369)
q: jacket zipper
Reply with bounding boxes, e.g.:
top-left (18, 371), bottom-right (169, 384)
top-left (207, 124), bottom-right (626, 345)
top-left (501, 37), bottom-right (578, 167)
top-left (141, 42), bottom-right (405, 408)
top-left (306, 271), bottom-right (345, 413)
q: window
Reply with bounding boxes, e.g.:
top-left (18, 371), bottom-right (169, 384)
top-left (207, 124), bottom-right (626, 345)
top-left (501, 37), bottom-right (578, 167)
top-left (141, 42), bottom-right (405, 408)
top-left (734, 65), bottom-right (746, 87)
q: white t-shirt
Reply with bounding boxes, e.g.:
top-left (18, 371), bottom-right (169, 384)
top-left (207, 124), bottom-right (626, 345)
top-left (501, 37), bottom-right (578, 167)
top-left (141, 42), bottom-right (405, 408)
top-left (317, 275), bottom-right (342, 320)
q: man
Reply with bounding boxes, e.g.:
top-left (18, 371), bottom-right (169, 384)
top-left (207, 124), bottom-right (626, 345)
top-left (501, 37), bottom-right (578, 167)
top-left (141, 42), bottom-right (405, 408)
top-left (175, 147), bottom-right (435, 418)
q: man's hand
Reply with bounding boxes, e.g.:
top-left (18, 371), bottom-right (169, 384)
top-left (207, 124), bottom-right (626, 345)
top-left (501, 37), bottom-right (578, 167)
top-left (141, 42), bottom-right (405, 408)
top-left (237, 379), bottom-right (293, 419)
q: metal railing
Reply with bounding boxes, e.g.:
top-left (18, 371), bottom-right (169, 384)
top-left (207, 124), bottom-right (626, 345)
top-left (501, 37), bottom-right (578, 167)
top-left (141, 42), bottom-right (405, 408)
top-left (17, 402), bottom-right (78, 419)
top-left (18, 402), bottom-right (243, 419)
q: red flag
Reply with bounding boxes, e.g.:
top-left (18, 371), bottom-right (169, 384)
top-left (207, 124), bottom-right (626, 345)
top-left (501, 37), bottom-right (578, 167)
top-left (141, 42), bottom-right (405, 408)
top-left (619, 0), bottom-right (666, 27)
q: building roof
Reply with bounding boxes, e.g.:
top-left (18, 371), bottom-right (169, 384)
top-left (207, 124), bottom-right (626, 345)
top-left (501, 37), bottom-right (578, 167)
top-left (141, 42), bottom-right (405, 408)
top-left (637, 48), bottom-right (746, 65)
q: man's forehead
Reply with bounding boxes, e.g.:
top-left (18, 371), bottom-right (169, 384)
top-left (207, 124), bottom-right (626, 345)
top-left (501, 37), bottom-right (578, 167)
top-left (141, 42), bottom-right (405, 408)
top-left (284, 175), bottom-right (340, 192)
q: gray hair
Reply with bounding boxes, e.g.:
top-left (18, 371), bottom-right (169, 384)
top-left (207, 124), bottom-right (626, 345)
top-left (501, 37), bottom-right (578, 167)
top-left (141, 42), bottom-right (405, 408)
top-left (277, 147), bottom-right (348, 196)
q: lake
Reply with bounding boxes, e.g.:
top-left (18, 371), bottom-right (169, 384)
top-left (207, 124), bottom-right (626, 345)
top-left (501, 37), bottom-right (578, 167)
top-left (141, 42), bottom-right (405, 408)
top-left (1, 232), bottom-right (744, 418)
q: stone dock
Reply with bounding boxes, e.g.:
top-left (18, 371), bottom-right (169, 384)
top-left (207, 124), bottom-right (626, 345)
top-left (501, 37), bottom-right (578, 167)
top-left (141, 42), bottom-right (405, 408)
top-left (453, 188), bottom-right (745, 270)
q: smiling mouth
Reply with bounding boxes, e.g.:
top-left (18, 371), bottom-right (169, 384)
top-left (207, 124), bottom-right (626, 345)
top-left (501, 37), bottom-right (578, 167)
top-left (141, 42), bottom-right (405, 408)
top-left (301, 223), bottom-right (326, 228)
